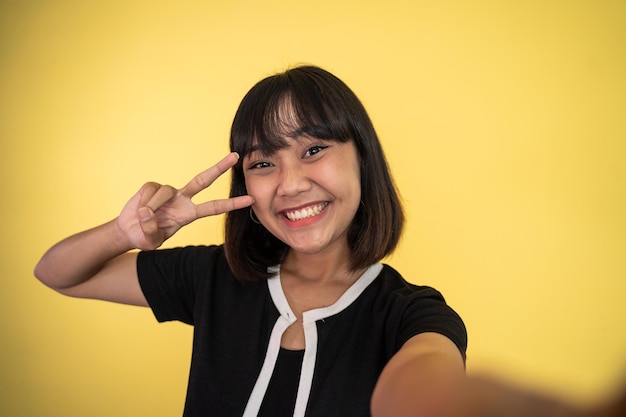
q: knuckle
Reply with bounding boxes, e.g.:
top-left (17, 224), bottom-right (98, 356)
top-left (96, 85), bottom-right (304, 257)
top-left (163, 184), bottom-right (177, 196)
top-left (211, 200), bottom-right (221, 214)
top-left (193, 174), bottom-right (209, 189)
top-left (142, 182), bottom-right (160, 193)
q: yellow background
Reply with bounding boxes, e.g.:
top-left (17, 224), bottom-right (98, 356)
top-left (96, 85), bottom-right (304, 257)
top-left (1, 1), bottom-right (625, 416)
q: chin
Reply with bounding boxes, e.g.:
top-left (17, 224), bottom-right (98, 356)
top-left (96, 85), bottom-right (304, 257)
top-left (287, 244), bottom-right (325, 255)
top-left (283, 238), bottom-right (328, 254)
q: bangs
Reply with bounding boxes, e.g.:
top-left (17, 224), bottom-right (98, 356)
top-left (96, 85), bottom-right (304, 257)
top-left (231, 68), bottom-right (355, 158)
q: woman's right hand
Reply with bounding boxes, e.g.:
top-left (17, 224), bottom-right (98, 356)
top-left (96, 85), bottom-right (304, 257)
top-left (117, 152), bottom-right (254, 250)
top-left (35, 152), bottom-right (253, 303)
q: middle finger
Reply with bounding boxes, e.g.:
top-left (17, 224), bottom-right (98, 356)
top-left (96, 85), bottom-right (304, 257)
top-left (180, 152), bottom-right (240, 198)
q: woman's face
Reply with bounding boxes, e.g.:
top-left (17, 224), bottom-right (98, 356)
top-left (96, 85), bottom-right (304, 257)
top-left (243, 136), bottom-right (361, 257)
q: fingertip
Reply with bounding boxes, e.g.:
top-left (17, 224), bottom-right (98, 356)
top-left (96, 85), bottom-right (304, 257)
top-left (138, 207), bottom-right (152, 222)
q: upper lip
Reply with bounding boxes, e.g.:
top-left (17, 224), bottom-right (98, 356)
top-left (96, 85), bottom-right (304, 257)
top-left (278, 201), bottom-right (328, 215)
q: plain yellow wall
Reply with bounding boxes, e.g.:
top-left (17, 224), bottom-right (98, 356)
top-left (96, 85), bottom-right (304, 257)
top-left (1, 1), bottom-right (625, 416)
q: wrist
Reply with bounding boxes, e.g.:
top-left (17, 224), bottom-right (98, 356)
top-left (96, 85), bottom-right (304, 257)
top-left (108, 218), bottom-right (137, 253)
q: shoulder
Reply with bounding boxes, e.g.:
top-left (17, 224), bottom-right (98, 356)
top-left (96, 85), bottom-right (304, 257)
top-left (374, 264), bottom-right (468, 358)
top-left (139, 244), bottom-right (226, 257)
top-left (137, 244), bottom-right (237, 290)
top-left (138, 244), bottom-right (228, 268)
top-left (375, 264), bottom-right (446, 302)
top-left (137, 245), bottom-right (263, 324)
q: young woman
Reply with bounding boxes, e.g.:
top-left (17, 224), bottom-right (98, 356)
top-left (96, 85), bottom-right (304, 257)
top-left (35, 65), bottom-right (467, 417)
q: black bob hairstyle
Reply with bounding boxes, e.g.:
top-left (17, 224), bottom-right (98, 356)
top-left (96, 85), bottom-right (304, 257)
top-left (224, 65), bottom-right (404, 282)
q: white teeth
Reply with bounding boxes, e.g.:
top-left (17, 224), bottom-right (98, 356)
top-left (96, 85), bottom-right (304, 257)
top-left (285, 202), bottom-right (328, 221)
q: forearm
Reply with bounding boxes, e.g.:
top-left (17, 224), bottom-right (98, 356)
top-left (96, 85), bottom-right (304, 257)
top-left (373, 366), bottom-right (584, 417)
top-left (371, 332), bottom-right (466, 417)
top-left (34, 219), bottom-right (134, 291)
top-left (371, 352), bottom-right (463, 417)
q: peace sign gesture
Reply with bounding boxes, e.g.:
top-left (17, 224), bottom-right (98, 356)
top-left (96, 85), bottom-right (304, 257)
top-left (118, 152), bottom-right (254, 251)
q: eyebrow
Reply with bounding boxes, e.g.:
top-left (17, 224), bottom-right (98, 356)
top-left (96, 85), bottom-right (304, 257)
top-left (244, 132), bottom-right (328, 159)
top-left (245, 144), bottom-right (279, 158)
top-left (245, 136), bottom-right (297, 157)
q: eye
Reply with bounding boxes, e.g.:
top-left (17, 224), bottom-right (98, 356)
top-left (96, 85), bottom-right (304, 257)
top-left (247, 160), bottom-right (272, 170)
top-left (304, 145), bottom-right (328, 158)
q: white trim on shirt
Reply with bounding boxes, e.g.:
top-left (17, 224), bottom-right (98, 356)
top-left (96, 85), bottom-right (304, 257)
top-left (242, 263), bottom-right (383, 417)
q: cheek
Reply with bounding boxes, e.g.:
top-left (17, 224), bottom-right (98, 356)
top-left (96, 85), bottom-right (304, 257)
top-left (340, 160), bottom-right (362, 196)
top-left (244, 177), bottom-right (272, 204)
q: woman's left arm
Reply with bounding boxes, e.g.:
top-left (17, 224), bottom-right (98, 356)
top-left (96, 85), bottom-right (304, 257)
top-left (370, 332), bottom-right (466, 417)
top-left (371, 332), bottom-right (626, 417)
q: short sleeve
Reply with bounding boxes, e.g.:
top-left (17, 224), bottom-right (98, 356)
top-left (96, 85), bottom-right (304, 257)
top-left (137, 245), bottom-right (224, 325)
top-left (397, 286), bottom-right (468, 360)
top-left (376, 265), bottom-right (468, 361)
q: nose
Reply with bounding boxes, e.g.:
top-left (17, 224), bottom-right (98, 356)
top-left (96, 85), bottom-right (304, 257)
top-left (276, 163), bottom-right (311, 197)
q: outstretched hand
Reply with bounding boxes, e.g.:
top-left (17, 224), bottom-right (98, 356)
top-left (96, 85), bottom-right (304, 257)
top-left (117, 152), bottom-right (253, 250)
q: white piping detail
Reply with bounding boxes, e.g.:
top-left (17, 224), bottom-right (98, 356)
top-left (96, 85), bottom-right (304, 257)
top-left (242, 271), bottom-right (296, 417)
top-left (242, 263), bottom-right (383, 417)
top-left (291, 319), bottom-right (315, 416)
top-left (293, 263), bottom-right (382, 417)
top-left (302, 263), bottom-right (383, 323)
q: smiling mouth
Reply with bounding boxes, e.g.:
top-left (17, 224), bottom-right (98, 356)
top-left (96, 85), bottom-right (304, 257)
top-left (284, 202), bottom-right (329, 221)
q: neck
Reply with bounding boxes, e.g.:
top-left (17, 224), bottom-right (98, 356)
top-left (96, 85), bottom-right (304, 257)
top-left (281, 244), bottom-right (359, 285)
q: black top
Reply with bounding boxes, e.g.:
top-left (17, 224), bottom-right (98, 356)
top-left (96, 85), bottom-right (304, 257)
top-left (137, 245), bottom-right (467, 417)
top-left (258, 348), bottom-right (304, 417)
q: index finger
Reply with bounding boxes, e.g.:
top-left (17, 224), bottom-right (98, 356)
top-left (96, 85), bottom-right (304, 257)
top-left (196, 195), bottom-right (255, 218)
top-left (180, 152), bottom-right (240, 198)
